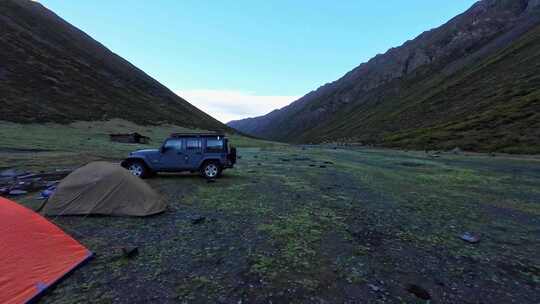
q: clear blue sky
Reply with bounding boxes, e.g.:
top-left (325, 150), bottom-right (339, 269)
top-left (39, 0), bottom-right (477, 122)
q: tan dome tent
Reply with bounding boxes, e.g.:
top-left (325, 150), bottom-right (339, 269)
top-left (43, 162), bottom-right (166, 216)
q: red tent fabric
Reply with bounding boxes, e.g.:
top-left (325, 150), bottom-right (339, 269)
top-left (0, 197), bottom-right (92, 304)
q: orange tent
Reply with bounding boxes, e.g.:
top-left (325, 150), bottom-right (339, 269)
top-left (0, 197), bottom-right (92, 304)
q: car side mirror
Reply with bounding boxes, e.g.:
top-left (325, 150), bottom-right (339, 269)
top-left (160, 146), bottom-right (166, 153)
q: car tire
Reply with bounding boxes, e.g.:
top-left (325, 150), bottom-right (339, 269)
top-left (126, 160), bottom-right (151, 178)
top-left (201, 161), bottom-right (221, 179)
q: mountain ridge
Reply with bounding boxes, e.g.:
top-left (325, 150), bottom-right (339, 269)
top-left (0, 0), bottom-right (228, 131)
top-left (228, 0), bottom-right (540, 153)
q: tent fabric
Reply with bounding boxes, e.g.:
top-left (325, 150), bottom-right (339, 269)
top-left (44, 161), bottom-right (166, 216)
top-left (0, 196), bottom-right (92, 304)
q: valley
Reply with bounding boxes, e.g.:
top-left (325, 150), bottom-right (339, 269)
top-left (3, 121), bottom-right (539, 303)
top-left (1, 1), bottom-right (540, 303)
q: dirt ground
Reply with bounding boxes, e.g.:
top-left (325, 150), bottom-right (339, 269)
top-left (13, 144), bottom-right (540, 303)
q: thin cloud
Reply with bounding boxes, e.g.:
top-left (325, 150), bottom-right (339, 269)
top-left (176, 89), bottom-right (300, 123)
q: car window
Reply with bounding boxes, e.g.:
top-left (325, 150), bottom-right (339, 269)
top-left (186, 138), bottom-right (202, 150)
top-left (164, 139), bottom-right (182, 151)
top-left (206, 138), bottom-right (224, 152)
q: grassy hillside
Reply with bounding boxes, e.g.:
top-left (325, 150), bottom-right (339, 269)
top-left (0, 119), bottom-right (278, 171)
top-left (229, 2), bottom-right (540, 154)
top-left (0, 0), bottom-right (227, 131)
top-left (302, 23), bottom-right (540, 153)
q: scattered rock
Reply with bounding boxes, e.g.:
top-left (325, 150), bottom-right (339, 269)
top-left (191, 216), bottom-right (206, 225)
top-left (1, 169), bottom-right (26, 178)
top-left (121, 246), bottom-right (139, 259)
top-left (17, 173), bottom-right (39, 180)
top-left (368, 284), bottom-right (381, 292)
top-left (8, 189), bottom-right (28, 196)
top-left (406, 284), bottom-right (431, 300)
top-left (460, 232), bottom-right (481, 244)
top-left (451, 147), bottom-right (463, 155)
top-left (36, 169), bottom-right (72, 181)
top-left (324, 161), bottom-right (334, 165)
top-left (281, 158), bottom-right (290, 162)
top-left (319, 165), bottom-right (327, 168)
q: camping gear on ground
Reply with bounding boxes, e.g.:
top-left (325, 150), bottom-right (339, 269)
top-left (43, 161), bottom-right (166, 216)
top-left (39, 185), bottom-right (57, 199)
top-left (0, 196), bottom-right (92, 304)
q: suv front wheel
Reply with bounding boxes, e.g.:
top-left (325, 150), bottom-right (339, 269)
top-left (127, 161), bottom-right (151, 178)
top-left (201, 161), bottom-right (221, 179)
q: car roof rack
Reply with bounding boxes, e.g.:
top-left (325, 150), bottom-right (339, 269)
top-left (170, 132), bottom-right (226, 138)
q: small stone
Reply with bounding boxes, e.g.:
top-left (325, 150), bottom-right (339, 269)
top-left (460, 232), bottom-right (481, 244)
top-left (121, 246), bottom-right (139, 259)
top-left (191, 216), bottom-right (206, 225)
top-left (8, 189), bottom-right (28, 196)
top-left (406, 284), bottom-right (431, 300)
top-left (451, 147), bottom-right (463, 155)
top-left (0, 169), bottom-right (19, 178)
top-left (368, 284), bottom-right (381, 292)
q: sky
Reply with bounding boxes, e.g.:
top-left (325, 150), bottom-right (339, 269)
top-left (39, 0), bottom-right (477, 123)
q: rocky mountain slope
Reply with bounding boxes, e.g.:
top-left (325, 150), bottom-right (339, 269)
top-left (229, 0), bottom-right (540, 153)
top-left (0, 0), bottom-right (227, 131)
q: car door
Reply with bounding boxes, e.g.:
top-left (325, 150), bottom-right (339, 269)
top-left (158, 138), bottom-right (184, 171)
top-left (184, 137), bottom-right (203, 169)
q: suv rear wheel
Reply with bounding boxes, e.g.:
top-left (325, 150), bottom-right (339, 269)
top-left (201, 161), bottom-right (221, 179)
top-left (127, 161), bottom-right (151, 178)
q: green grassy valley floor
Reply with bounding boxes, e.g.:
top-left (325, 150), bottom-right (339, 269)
top-left (2, 121), bottom-right (539, 303)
